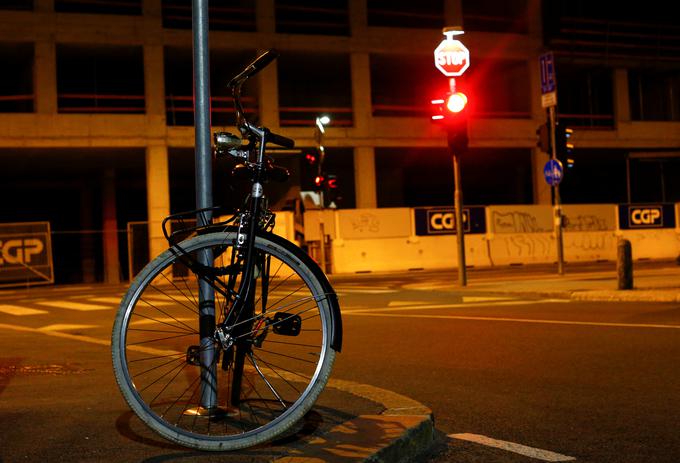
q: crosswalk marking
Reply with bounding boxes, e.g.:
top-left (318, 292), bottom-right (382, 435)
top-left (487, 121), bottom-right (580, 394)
top-left (39, 324), bottom-right (98, 331)
top-left (388, 300), bottom-right (431, 307)
top-left (36, 301), bottom-right (113, 311)
top-left (0, 304), bottom-right (49, 316)
top-left (462, 296), bottom-right (516, 303)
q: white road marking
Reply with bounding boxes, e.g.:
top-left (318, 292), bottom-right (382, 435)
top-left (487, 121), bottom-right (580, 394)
top-left (345, 310), bottom-right (680, 329)
top-left (90, 297), bottom-right (123, 304)
top-left (388, 300), bottom-right (431, 307)
top-left (449, 433), bottom-right (576, 462)
top-left (343, 299), bottom-right (567, 314)
top-left (337, 288), bottom-right (397, 294)
top-left (39, 324), bottom-right (98, 331)
top-left (462, 296), bottom-right (516, 303)
top-left (36, 300), bottom-right (113, 311)
top-left (0, 304), bottom-right (49, 316)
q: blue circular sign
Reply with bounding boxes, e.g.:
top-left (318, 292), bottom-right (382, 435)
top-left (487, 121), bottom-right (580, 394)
top-left (544, 159), bottom-right (564, 186)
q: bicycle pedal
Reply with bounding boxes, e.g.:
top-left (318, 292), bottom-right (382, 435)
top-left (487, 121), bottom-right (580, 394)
top-left (272, 312), bottom-right (302, 336)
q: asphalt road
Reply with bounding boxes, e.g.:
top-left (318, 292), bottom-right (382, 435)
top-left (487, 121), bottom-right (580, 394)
top-left (1, 269), bottom-right (680, 462)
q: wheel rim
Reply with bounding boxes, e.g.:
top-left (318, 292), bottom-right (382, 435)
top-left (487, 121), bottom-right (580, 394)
top-left (115, 234), bottom-right (331, 444)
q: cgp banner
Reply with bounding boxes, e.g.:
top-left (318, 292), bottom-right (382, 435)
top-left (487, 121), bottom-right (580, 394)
top-left (0, 222), bottom-right (54, 287)
top-left (414, 206), bottom-right (486, 235)
top-left (617, 204), bottom-right (676, 230)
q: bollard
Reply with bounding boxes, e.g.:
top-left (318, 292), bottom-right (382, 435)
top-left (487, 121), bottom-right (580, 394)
top-left (617, 238), bottom-right (633, 290)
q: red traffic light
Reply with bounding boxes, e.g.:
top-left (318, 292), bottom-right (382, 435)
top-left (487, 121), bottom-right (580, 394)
top-left (445, 92), bottom-right (467, 113)
top-left (305, 152), bottom-right (317, 164)
top-left (314, 175), bottom-right (325, 187)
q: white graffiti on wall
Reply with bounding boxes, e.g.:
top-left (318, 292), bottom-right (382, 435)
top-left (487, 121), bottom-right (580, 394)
top-left (492, 211), bottom-right (550, 233)
top-left (350, 214), bottom-right (380, 234)
top-left (564, 214), bottom-right (611, 232)
top-left (500, 234), bottom-right (553, 258)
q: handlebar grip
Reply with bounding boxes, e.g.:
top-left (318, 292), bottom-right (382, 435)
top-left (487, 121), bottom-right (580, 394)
top-left (228, 49), bottom-right (279, 87)
top-left (268, 131), bottom-right (295, 149)
top-left (250, 49), bottom-right (279, 73)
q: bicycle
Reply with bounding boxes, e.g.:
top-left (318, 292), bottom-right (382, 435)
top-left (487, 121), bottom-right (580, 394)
top-left (111, 49), bottom-right (342, 451)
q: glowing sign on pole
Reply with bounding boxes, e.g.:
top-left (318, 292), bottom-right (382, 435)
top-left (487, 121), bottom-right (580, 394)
top-left (434, 30), bottom-right (470, 77)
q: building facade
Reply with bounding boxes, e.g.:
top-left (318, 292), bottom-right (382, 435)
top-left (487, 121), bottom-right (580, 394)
top-left (1, 0), bottom-right (680, 283)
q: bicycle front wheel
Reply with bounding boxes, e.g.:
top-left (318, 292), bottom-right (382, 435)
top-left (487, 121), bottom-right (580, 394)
top-left (111, 231), bottom-right (337, 451)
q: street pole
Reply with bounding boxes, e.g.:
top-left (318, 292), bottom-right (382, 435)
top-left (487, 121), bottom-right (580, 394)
top-left (192, 0), bottom-right (217, 411)
top-left (452, 151), bottom-right (467, 286)
top-left (549, 106), bottom-right (565, 275)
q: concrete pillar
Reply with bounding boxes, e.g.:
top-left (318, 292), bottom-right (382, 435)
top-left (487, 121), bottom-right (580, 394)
top-left (353, 147), bottom-right (377, 208)
top-left (146, 145), bottom-right (171, 260)
top-left (349, 0), bottom-right (367, 36)
top-left (613, 68), bottom-right (631, 123)
top-left (35, 0), bottom-right (54, 12)
top-left (350, 52), bottom-right (372, 133)
top-left (144, 44), bottom-right (166, 121)
top-left (80, 182), bottom-right (96, 283)
top-left (102, 169), bottom-right (121, 284)
top-left (258, 58), bottom-right (280, 128)
top-left (444, 0), bottom-right (463, 25)
top-left (142, 0), bottom-right (162, 16)
top-left (531, 147), bottom-right (551, 205)
top-left (34, 41), bottom-right (57, 114)
top-left (256, 0), bottom-right (276, 33)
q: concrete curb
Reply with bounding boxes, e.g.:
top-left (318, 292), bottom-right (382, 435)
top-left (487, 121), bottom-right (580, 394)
top-left (272, 378), bottom-right (435, 463)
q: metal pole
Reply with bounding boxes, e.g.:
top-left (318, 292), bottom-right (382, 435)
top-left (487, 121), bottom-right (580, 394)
top-left (192, 0), bottom-right (216, 410)
top-left (453, 152), bottom-right (467, 286)
top-left (549, 106), bottom-right (565, 275)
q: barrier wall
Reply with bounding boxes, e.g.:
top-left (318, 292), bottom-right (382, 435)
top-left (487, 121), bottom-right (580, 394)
top-left (304, 204), bottom-right (680, 274)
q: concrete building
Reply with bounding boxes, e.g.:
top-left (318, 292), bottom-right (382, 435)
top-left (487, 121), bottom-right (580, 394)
top-left (1, 0), bottom-right (680, 283)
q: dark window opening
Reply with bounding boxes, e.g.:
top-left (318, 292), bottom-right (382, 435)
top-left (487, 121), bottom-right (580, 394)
top-left (55, 0), bottom-right (142, 15)
top-left (278, 52), bottom-right (352, 127)
top-left (57, 44), bottom-right (145, 114)
top-left (0, 42), bottom-right (34, 113)
top-left (0, 148), bottom-right (146, 284)
top-left (465, 59), bottom-right (531, 118)
top-left (162, 0), bottom-right (256, 31)
top-left (0, 0), bottom-right (33, 10)
top-left (370, 53), bottom-right (442, 117)
top-left (629, 69), bottom-right (680, 122)
top-left (556, 65), bottom-right (614, 128)
top-left (462, 0), bottom-right (528, 33)
top-left (627, 155), bottom-right (680, 203)
top-left (559, 149), bottom-right (627, 204)
top-left (164, 48), bottom-right (258, 127)
top-left (376, 147), bottom-right (532, 207)
top-left (275, 0), bottom-right (349, 36)
top-left (367, 0), bottom-right (444, 29)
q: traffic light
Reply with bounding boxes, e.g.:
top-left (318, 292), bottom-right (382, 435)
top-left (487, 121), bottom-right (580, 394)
top-left (536, 123), bottom-right (551, 153)
top-left (301, 148), bottom-right (323, 190)
top-left (555, 123), bottom-right (574, 168)
top-left (431, 91), bottom-right (469, 153)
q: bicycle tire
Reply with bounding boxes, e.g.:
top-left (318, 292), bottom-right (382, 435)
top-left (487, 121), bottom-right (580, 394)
top-left (111, 231), bottom-right (337, 451)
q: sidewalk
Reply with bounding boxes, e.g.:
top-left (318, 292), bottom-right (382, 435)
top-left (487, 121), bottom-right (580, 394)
top-left (462, 261), bottom-right (680, 302)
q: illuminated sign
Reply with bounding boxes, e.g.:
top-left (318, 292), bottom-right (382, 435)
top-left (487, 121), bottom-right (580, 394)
top-left (618, 204), bottom-right (675, 229)
top-left (0, 222), bottom-right (54, 287)
top-left (434, 32), bottom-right (470, 77)
top-left (414, 207), bottom-right (486, 236)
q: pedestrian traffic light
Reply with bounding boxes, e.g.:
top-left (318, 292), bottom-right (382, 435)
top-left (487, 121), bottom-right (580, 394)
top-left (536, 123), bottom-right (551, 153)
top-left (555, 123), bottom-right (574, 168)
top-left (431, 91), bottom-right (469, 153)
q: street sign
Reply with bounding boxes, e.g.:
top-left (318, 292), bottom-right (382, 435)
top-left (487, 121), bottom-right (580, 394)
top-left (539, 52), bottom-right (557, 108)
top-left (434, 36), bottom-right (470, 77)
top-left (543, 159), bottom-right (564, 186)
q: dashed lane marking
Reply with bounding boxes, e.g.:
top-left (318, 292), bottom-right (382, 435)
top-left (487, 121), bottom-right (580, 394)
top-left (449, 433), bottom-right (576, 462)
top-left (0, 304), bottom-right (49, 316)
top-left (36, 301), bottom-right (113, 311)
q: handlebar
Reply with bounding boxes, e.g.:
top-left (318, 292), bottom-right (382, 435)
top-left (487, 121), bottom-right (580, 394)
top-left (228, 49), bottom-right (279, 88)
top-left (267, 130), bottom-right (295, 149)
